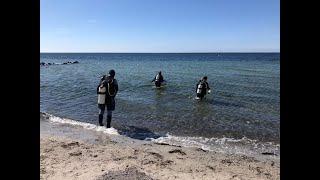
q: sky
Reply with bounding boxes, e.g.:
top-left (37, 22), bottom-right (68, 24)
top-left (40, 0), bottom-right (280, 52)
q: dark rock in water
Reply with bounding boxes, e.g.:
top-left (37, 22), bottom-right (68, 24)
top-left (42, 61), bottom-right (79, 66)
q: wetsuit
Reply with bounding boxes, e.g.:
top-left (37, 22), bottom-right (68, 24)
top-left (152, 74), bottom-right (164, 87)
top-left (97, 76), bottom-right (118, 127)
top-left (196, 80), bottom-right (210, 99)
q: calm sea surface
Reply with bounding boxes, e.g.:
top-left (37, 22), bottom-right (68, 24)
top-left (40, 53), bottom-right (280, 144)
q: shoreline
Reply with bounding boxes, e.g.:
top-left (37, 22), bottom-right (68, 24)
top-left (41, 112), bottom-right (280, 160)
top-left (40, 113), bottom-right (279, 179)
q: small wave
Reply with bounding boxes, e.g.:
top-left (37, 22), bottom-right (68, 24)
top-left (148, 133), bottom-right (280, 158)
top-left (43, 113), bottom-right (119, 135)
top-left (41, 112), bottom-right (279, 159)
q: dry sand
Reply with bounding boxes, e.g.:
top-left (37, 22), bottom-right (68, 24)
top-left (41, 133), bottom-right (279, 180)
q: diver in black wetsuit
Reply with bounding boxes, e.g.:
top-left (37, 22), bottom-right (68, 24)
top-left (151, 71), bottom-right (164, 87)
top-left (97, 69), bottom-right (118, 128)
top-left (196, 76), bottom-right (211, 100)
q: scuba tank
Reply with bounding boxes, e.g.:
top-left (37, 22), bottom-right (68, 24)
top-left (196, 81), bottom-right (204, 94)
top-left (155, 74), bottom-right (161, 87)
top-left (156, 74), bottom-right (160, 81)
top-left (97, 85), bottom-right (106, 104)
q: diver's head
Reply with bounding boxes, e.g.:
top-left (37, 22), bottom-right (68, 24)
top-left (108, 69), bottom-right (115, 78)
top-left (159, 71), bottom-right (162, 75)
top-left (203, 76), bottom-right (208, 81)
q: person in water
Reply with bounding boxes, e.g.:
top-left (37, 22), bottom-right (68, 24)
top-left (97, 69), bottom-right (118, 128)
top-left (196, 76), bottom-right (211, 100)
top-left (151, 71), bottom-right (164, 87)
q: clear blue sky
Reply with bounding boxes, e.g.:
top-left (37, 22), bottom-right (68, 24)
top-left (40, 0), bottom-right (279, 52)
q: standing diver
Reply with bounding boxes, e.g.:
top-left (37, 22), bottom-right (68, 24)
top-left (97, 69), bottom-right (118, 128)
top-left (196, 76), bottom-right (211, 100)
top-left (151, 71), bottom-right (165, 88)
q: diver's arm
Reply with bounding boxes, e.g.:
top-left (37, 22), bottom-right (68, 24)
top-left (151, 76), bottom-right (156, 82)
top-left (206, 82), bottom-right (210, 89)
top-left (114, 79), bottom-right (119, 96)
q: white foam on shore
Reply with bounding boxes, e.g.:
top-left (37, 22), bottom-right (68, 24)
top-left (41, 112), bottom-right (279, 159)
top-left (46, 114), bottom-right (119, 135)
top-left (149, 133), bottom-right (280, 158)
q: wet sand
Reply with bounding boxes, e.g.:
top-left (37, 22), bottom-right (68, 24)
top-left (40, 114), bottom-right (279, 180)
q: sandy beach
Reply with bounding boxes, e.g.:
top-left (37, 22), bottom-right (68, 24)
top-left (40, 113), bottom-right (280, 180)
